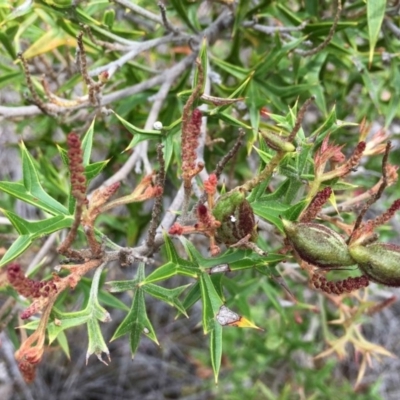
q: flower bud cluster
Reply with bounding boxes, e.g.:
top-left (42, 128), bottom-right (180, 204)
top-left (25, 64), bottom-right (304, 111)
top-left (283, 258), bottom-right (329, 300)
top-left (7, 263), bottom-right (58, 300)
top-left (311, 274), bottom-right (369, 295)
top-left (67, 132), bottom-right (87, 203)
top-left (182, 109), bottom-right (203, 181)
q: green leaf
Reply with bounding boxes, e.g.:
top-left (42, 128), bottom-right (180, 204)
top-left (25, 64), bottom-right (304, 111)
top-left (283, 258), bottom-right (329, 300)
top-left (111, 263), bottom-right (158, 356)
top-left (144, 234), bottom-right (199, 284)
top-left (105, 278), bottom-right (139, 293)
top-left (98, 289), bottom-right (130, 312)
top-left (0, 212), bottom-right (73, 267)
top-left (169, 0), bottom-right (198, 32)
top-left (199, 273), bottom-right (223, 334)
top-left (56, 330), bottom-right (70, 360)
top-left (85, 160), bottom-right (109, 182)
top-left (48, 310), bottom-right (90, 343)
top-left (210, 322), bottom-right (222, 384)
top-left (0, 143), bottom-right (68, 216)
top-left (216, 111), bottom-right (251, 129)
top-left (87, 317), bottom-right (110, 363)
top-left (0, 30), bottom-right (17, 59)
top-left (194, 36), bottom-right (208, 93)
top-left (112, 111), bottom-right (162, 151)
top-left (0, 235), bottom-right (32, 267)
top-left (367, 0), bottom-right (386, 65)
top-left (143, 283), bottom-right (190, 316)
top-left (181, 281), bottom-right (201, 314)
top-left (81, 117), bottom-right (95, 166)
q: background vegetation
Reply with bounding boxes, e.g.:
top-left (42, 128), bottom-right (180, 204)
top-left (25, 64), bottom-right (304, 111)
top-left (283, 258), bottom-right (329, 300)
top-left (1, 0), bottom-right (400, 399)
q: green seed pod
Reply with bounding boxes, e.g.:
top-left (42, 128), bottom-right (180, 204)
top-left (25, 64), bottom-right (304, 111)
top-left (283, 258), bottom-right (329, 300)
top-left (259, 130), bottom-right (296, 153)
top-left (282, 219), bottom-right (355, 268)
top-left (349, 243), bottom-right (400, 286)
top-left (212, 189), bottom-right (257, 245)
top-left (103, 9), bottom-right (115, 29)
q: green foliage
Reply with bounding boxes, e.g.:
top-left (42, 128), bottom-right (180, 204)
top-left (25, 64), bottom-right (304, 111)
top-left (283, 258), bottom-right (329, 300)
top-left (1, 0), bottom-right (400, 398)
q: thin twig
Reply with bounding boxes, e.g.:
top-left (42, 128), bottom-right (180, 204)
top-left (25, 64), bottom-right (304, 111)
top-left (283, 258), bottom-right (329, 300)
top-left (243, 20), bottom-right (307, 34)
top-left (295, 0), bottom-right (341, 56)
top-left (213, 129), bottom-right (245, 179)
top-left (350, 142), bottom-right (391, 237)
top-left (113, 0), bottom-right (164, 24)
top-left (158, 1), bottom-right (180, 34)
top-left (145, 144), bottom-right (166, 253)
top-left (0, 54), bottom-right (197, 119)
top-left (288, 96), bottom-right (315, 142)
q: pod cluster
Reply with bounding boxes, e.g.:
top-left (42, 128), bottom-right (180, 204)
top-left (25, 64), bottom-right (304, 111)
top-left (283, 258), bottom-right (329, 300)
top-left (282, 219), bottom-right (400, 291)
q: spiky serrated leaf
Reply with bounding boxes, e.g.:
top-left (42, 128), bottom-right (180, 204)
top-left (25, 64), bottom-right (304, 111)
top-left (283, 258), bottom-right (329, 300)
top-left (0, 213), bottom-right (73, 268)
top-left (143, 283), bottom-right (190, 316)
top-left (111, 264), bottom-right (158, 356)
top-left (105, 278), bottom-right (139, 293)
top-left (4, 142), bottom-right (68, 215)
top-left (199, 273), bottom-right (223, 334)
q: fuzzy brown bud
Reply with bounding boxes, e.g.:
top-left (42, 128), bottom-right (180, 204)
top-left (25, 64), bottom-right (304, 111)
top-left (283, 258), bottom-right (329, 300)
top-left (349, 243), bottom-right (400, 286)
top-left (282, 220), bottom-right (355, 268)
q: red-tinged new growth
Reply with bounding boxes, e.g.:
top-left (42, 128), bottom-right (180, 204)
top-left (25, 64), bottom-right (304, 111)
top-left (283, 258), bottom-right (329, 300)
top-left (314, 136), bottom-right (366, 182)
top-left (182, 108), bottom-right (204, 187)
top-left (13, 259), bottom-right (102, 381)
top-left (204, 173), bottom-right (218, 195)
top-left (203, 173), bottom-right (218, 209)
top-left (350, 199), bottom-right (400, 245)
top-left (168, 204), bottom-right (222, 255)
top-left (67, 132), bottom-right (87, 204)
top-left (300, 187), bottom-right (332, 223)
top-left (15, 299), bottom-right (54, 383)
top-left (7, 264), bottom-right (58, 319)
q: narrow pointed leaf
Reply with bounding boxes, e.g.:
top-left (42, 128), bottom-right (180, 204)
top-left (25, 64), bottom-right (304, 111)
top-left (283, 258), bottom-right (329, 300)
top-left (367, 0), bottom-right (386, 65)
top-left (200, 273), bottom-right (223, 334)
top-left (81, 118), bottom-right (95, 166)
top-left (210, 322), bottom-right (222, 384)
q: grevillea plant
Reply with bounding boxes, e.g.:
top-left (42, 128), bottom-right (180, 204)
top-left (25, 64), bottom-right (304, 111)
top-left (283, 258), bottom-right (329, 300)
top-left (1, 1), bottom-right (400, 397)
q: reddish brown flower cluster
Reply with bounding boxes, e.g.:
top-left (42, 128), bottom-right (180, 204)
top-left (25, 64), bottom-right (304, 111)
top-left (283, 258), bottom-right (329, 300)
top-left (7, 264), bottom-right (57, 300)
top-left (196, 204), bottom-right (214, 229)
top-left (311, 273), bottom-right (369, 295)
top-left (343, 141), bottom-right (366, 174)
top-left (169, 223), bottom-right (184, 235)
top-left (182, 109), bottom-right (203, 183)
top-left (67, 132), bottom-right (87, 204)
top-left (204, 173), bottom-right (218, 196)
top-left (300, 187), bottom-right (332, 223)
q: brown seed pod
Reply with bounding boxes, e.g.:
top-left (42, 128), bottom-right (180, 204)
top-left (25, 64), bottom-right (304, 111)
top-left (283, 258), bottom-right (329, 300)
top-left (212, 189), bottom-right (257, 245)
top-left (349, 242), bottom-right (400, 287)
top-left (282, 219), bottom-right (355, 268)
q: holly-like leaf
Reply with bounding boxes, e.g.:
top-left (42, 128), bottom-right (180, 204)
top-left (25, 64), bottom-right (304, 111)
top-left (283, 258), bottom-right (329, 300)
top-left (143, 283), bottom-right (190, 317)
top-left (144, 234), bottom-right (199, 284)
top-left (111, 263), bottom-right (159, 357)
top-left (0, 211), bottom-right (74, 267)
top-left (0, 142), bottom-right (68, 216)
